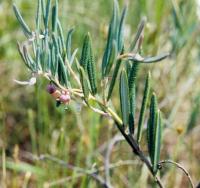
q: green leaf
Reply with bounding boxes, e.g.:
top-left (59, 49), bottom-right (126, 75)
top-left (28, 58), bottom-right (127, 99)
top-left (104, 40), bottom-right (117, 76)
top-left (152, 110), bottom-right (162, 174)
top-left (44, 0), bottom-right (51, 29)
top-left (79, 33), bottom-right (97, 95)
top-left (58, 54), bottom-right (68, 87)
top-left (107, 58), bottom-right (122, 101)
top-left (52, 33), bottom-right (59, 53)
top-left (129, 83), bottom-right (135, 134)
top-left (22, 45), bottom-right (36, 71)
top-left (13, 4), bottom-right (32, 38)
top-left (129, 17), bottom-right (146, 52)
top-left (118, 6), bottom-right (127, 52)
top-left (47, 48), bottom-right (51, 71)
top-left (79, 67), bottom-right (90, 102)
top-left (66, 28), bottom-right (74, 61)
top-left (17, 43), bottom-right (32, 70)
top-left (147, 93), bottom-right (158, 167)
top-left (50, 46), bottom-right (58, 77)
top-left (127, 53), bottom-right (169, 63)
top-left (57, 37), bottom-right (63, 54)
top-left (52, 0), bottom-right (58, 32)
top-left (40, 48), bottom-right (49, 72)
top-left (80, 34), bottom-right (90, 70)
top-left (36, 46), bottom-right (42, 71)
top-left (128, 60), bottom-right (139, 135)
top-left (41, 0), bottom-right (46, 25)
top-left (87, 34), bottom-right (97, 95)
top-left (128, 62), bottom-right (139, 94)
top-left (36, 0), bottom-right (41, 31)
top-left (143, 53), bottom-right (170, 63)
top-left (102, 0), bottom-right (119, 77)
top-left (137, 72), bottom-right (151, 143)
top-left (120, 69), bottom-right (130, 127)
top-left (57, 20), bottom-right (65, 53)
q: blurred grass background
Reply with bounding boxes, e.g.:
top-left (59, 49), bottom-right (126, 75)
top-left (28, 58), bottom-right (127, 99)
top-left (0, 0), bottom-right (200, 187)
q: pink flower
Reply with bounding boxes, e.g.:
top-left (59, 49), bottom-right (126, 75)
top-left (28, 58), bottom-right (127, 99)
top-left (59, 94), bottom-right (71, 104)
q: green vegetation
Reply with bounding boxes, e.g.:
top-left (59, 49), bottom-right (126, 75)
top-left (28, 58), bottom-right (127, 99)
top-left (0, 0), bottom-right (200, 187)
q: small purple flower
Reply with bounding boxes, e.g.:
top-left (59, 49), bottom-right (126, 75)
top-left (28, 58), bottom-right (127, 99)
top-left (46, 84), bottom-right (56, 94)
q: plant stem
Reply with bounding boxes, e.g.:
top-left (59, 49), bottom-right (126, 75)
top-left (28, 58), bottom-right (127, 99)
top-left (115, 121), bottom-right (164, 188)
top-left (158, 160), bottom-right (194, 188)
top-left (41, 73), bottom-right (164, 187)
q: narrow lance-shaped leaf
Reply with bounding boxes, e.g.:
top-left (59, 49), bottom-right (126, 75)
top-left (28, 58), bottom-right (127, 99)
top-left (128, 56), bottom-right (140, 135)
top-left (53, 50), bottom-right (59, 77)
top-left (129, 17), bottom-right (146, 52)
top-left (107, 59), bottom-right (122, 101)
top-left (22, 45), bottom-right (36, 71)
top-left (152, 110), bottom-right (162, 174)
top-left (102, 0), bottom-right (119, 77)
top-left (47, 48), bottom-right (51, 71)
top-left (147, 93), bottom-right (158, 164)
top-left (58, 54), bottom-right (68, 87)
top-left (80, 34), bottom-right (90, 70)
top-left (36, 0), bottom-right (41, 32)
top-left (104, 40), bottom-right (117, 76)
top-left (13, 4), bottom-right (32, 38)
top-left (129, 83), bottom-right (135, 134)
top-left (142, 53), bottom-right (170, 63)
top-left (57, 20), bottom-right (65, 53)
top-left (120, 69), bottom-right (130, 127)
top-left (137, 72), bottom-right (151, 143)
top-left (127, 52), bottom-right (170, 64)
top-left (87, 34), bottom-right (97, 95)
top-left (126, 61), bottom-right (132, 77)
top-left (44, 0), bottom-right (51, 29)
top-left (52, 33), bottom-right (59, 54)
top-left (50, 46), bottom-right (58, 77)
top-left (118, 6), bottom-right (127, 52)
top-left (107, 48), bottom-right (124, 101)
top-left (52, 0), bottom-right (58, 32)
top-left (79, 67), bottom-right (90, 102)
top-left (41, 0), bottom-right (46, 25)
top-left (66, 28), bottom-right (74, 61)
top-left (57, 37), bottom-right (63, 55)
top-left (128, 62), bottom-right (139, 94)
top-left (17, 43), bottom-right (31, 70)
top-left (112, 0), bottom-right (120, 41)
top-left (36, 46), bottom-right (42, 71)
top-left (40, 48), bottom-right (49, 72)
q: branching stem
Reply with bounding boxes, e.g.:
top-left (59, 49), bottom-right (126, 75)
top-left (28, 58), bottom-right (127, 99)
top-left (40, 73), bottom-right (164, 187)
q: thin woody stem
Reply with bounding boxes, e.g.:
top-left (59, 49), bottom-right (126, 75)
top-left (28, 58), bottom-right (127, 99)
top-left (115, 121), bottom-right (164, 188)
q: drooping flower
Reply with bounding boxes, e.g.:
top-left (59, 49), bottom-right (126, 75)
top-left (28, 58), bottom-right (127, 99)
top-left (46, 84), bottom-right (56, 94)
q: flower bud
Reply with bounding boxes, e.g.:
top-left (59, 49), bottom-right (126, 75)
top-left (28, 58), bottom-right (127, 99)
top-left (46, 84), bottom-right (56, 94)
top-left (59, 94), bottom-right (71, 104)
